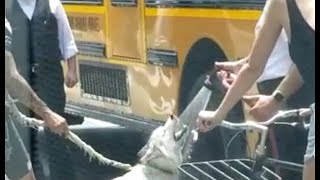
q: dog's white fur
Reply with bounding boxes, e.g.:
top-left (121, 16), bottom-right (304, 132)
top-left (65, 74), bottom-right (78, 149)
top-left (112, 115), bottom-right (187, 180)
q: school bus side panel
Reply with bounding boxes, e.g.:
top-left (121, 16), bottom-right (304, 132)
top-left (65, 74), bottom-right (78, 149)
top-left (62, 3), bottom-right (262, 124)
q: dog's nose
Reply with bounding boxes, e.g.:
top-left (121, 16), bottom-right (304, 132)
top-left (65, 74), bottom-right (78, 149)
top-left (170, 114), bottom-right (175, 120)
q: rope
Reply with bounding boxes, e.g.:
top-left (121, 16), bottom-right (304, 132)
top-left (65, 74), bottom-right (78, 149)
top-left (5, 92), bottom-right (132, 171)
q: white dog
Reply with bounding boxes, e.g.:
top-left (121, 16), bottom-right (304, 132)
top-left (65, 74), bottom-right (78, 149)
top-left (112, 115), bottom-right (188, 180)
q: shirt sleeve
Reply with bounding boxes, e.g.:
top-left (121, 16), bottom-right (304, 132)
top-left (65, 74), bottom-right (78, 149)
top-left (51, 0), bottom-right (78, 60)
top-left (5, 19), bottom-right (13, 52)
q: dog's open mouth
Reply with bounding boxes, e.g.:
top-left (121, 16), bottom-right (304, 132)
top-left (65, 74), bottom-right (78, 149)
top-left (174, 125), bottom-right (188, 141)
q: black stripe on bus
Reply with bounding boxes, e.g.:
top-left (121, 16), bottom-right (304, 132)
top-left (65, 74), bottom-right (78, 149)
top-left (61, 0), bottom-right (103, 5)
top-left (145, 1), bottom-right (265, 10)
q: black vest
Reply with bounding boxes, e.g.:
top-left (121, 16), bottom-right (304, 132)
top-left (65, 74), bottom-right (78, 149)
top-left (7, 0), bottom-right (63, 81)
top-left (7, 0), bottom-right (66, 113)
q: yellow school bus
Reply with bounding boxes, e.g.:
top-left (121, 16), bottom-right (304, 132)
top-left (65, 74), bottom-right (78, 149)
top-left (62, 0), bottom-right (263, 145)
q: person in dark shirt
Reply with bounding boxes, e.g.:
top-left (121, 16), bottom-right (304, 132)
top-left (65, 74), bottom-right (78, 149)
top-left (197, 0), bottom-right (314, 179)
top-left (5, 17), bottom-right (69, 180)
top-left (6, 0), bottom-right (79, 178)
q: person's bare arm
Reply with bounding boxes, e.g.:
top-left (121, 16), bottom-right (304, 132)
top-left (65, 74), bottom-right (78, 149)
top-left (55, 0), bottom-right (79, 88)
top-left (5, 50), bottom-right (50, 118)
top-left (67, 55), bottom-right (77, 70)
top-left (215, 57), bottom-right (247, 75)
top-left (274, 63), bottom-right (304, 99)
top-left (65, 55), bottom-right (78, 88)
top-left (198, 0), bottom-right (285, 131)
top-left (5, 50), bottom-right (70, 135)
top-left (214, 0), bottom-right (284, 119)
top-left (239, 64), bottom-right (304, 121)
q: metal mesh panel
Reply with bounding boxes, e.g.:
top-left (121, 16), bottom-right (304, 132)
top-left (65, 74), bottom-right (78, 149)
top-left (79, 63), bottom-right (129, 104)
top-left (179, 159), bottom-right (281, 180)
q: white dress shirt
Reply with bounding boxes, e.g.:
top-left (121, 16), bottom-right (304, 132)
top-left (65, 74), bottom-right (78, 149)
top-left (255, 4), bottom-right (293, 83)
top-left (17, 0), bottom-right (78, 60)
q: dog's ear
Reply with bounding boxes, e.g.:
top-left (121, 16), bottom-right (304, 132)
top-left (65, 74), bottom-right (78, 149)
top-left (141, 142), bottom-right (173, 162)
top-left (139, 144), bottom-right (163, 163)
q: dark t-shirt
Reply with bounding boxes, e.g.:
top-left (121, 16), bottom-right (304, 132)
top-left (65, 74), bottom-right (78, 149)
top-left (5, 18), bottom-right (13, 160)
top-left (5, 19), bottom-right (31, 179)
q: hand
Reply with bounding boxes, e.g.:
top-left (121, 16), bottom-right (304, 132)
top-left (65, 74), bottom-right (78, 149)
top-left (65, 69), bottom-right (78, 88)
top-left (43, 110), bottom-right (70, 136)
top-left (215, 60), bottom-right (244, 75)
top-left (242, 94), bottom-right (282, 122)
top-left (216, 70), bottom-right (237, 89)
top-left (197, 110), bottom-right (225, 133)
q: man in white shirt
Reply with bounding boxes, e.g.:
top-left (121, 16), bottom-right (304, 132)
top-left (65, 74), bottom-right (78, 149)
top-left (213, 4), bottom-right (309, 180)
top-left (6, 0), bottom-right (78, 179)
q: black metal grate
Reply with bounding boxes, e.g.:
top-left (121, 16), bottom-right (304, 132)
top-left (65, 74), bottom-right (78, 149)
top-left (76, 41), bottom-right (106, 57)
top-left (179, 159), bottom-right (281, 180)
top-left (79, 62), bottom-right (129, 104)
top-left (147, 48), bottom-right (178, 67)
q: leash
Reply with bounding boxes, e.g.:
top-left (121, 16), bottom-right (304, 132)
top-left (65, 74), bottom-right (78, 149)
top-left (5, 92), bottom-right (132, 171)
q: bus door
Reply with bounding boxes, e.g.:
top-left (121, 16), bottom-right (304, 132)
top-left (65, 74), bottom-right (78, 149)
top-left (106, 0), bottom-right (146, 62)
top-left (62, 0), bottom-right (107, 58)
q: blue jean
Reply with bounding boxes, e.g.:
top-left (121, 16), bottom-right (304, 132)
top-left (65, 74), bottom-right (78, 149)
top-left (304, 103), bottom-right (315, 164)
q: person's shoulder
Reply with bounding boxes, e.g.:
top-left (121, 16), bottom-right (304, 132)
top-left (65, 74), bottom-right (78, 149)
top-left (264, 0), bottom-right (286, 12)
top-left (49, 0), bottom-right (65, 15)
top-left (49, 0), bottom-right (63, 9)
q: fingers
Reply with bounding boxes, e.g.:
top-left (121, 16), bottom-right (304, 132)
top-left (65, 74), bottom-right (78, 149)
top-left (216, 70), bottom-right (237, 89)
top-left (196, 119), bottom-right (210, 132)
top-left (63, 125), bottom-right (70, 138)
top-left (56, 124), bottom-right (69, 137)
top-left (65, 76), bottom-right (70, 87)
top-left (66, 78), bottom-right (77, 88)
top-left (215, 61), bottom-right (234, 72)
top-left (46, 121), bottom-right (70, 137)
top-left (59, 120), bottom-right (70, 137)
top-left (299, 108), bottom-right (312, 117)
top-left (221, 81), bottom-right (230, 89)
top-left (246, 98), bottom-right (265, 121)
top-left (197, 119), bottom-right (216, 132)
top-left (67, 81), bottom-right (76, 88)
top-left (71, 77), bottom-right (78, 87)
top-left (249, 108), bottom-right (269, 122)
top-left (65, 73), bottom-right (78, 88)
top-left (197, 110), bottom-right (217, 132)
top-left (242, 95), bottom-right (259, 107)
top-left (228, 72), bottom-right (237, 79)
top-left (217, 71), bottom-right (231, 89)
top-left (249, 104), bottom-right (276, 122)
